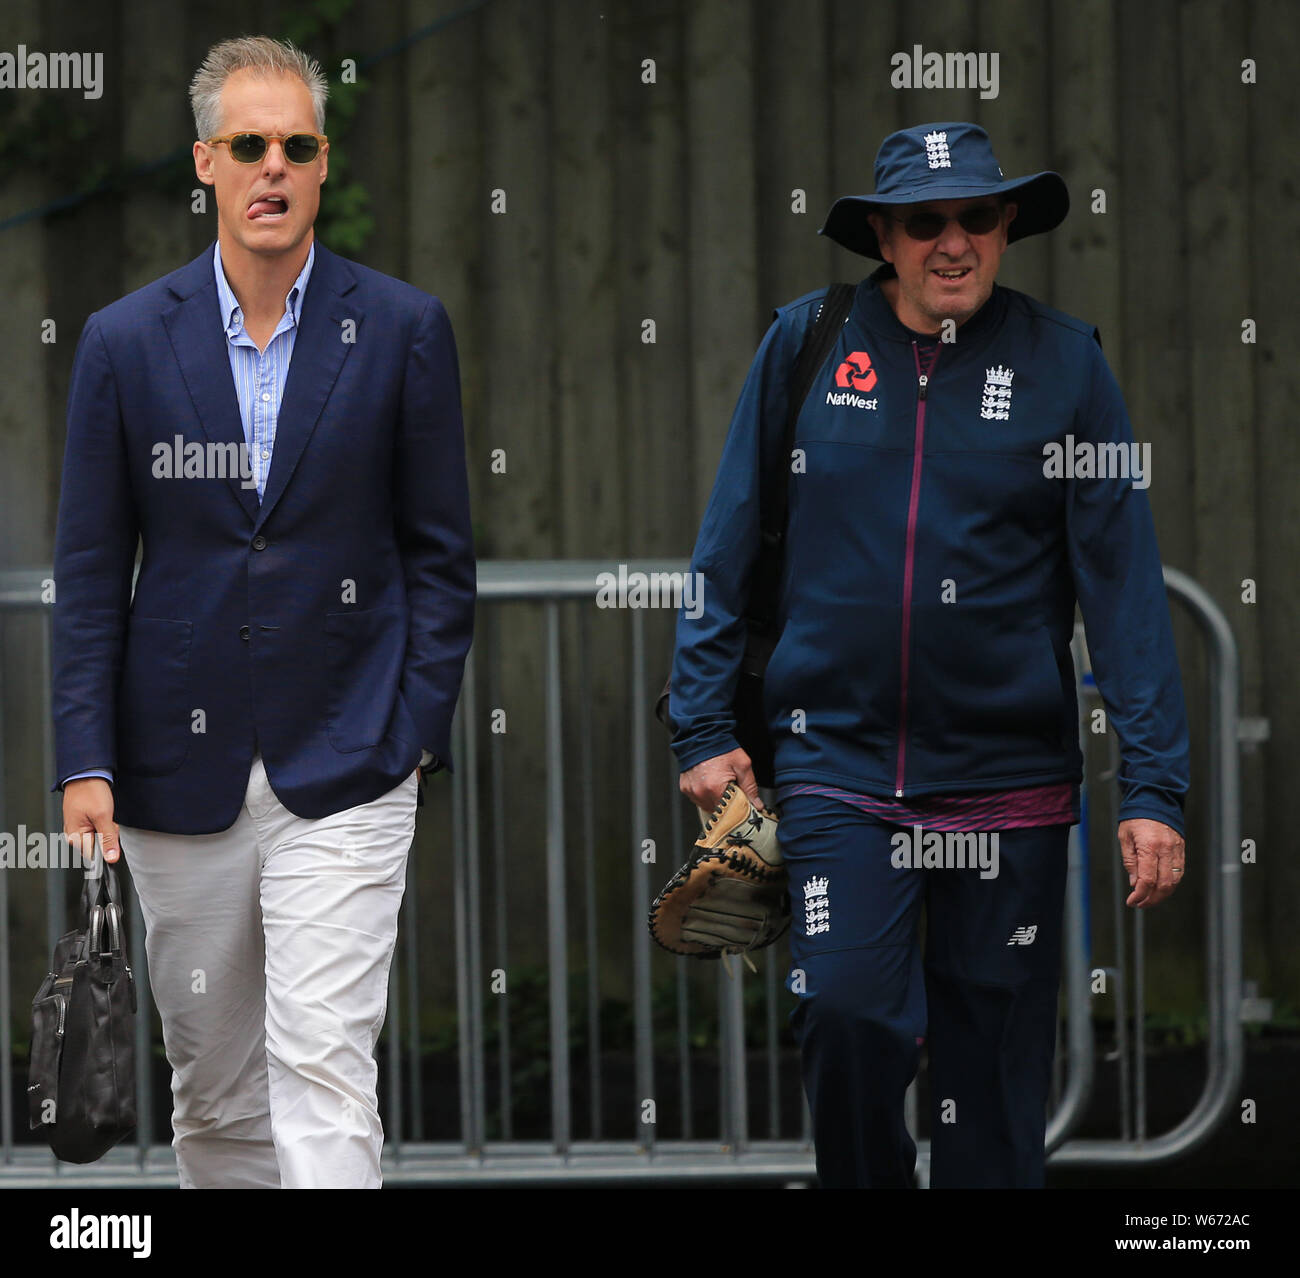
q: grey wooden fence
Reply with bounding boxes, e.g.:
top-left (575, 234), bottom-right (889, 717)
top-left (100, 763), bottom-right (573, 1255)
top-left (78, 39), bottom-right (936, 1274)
top-left (0, 0), bottom-right (1294, 1020)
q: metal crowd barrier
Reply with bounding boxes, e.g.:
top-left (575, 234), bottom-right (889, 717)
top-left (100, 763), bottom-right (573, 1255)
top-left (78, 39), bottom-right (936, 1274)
top-left (1047, 567), bottom-right (1244, 1168)
top-left (0, 561), bottom-right (1242, 1186)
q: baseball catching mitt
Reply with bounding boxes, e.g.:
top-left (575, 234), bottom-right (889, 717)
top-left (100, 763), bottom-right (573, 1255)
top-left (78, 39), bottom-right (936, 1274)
top-left (648, 782), bottom-right (789, 966)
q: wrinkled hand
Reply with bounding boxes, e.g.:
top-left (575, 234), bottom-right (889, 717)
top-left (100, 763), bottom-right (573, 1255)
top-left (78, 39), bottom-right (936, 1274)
top-left (679, 747), bottom-right (761, 816)
top-left (63, 777), bottom-right (120, 866)
top-left (1119, 818), bottom-right (1185, 908)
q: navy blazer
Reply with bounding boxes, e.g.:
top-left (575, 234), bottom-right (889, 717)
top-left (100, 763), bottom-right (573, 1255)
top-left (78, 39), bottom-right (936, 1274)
top-left (50, 240), bottom-right (476, 834)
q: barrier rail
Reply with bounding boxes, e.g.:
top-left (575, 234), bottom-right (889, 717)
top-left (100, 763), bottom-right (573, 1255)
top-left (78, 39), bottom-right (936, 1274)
top-left (0, 561), bottom-right (1242, 1185)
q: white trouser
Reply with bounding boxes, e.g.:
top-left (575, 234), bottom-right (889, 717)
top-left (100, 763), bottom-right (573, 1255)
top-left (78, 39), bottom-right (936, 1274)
top-left (118, 753), bottom-right (417, 1189)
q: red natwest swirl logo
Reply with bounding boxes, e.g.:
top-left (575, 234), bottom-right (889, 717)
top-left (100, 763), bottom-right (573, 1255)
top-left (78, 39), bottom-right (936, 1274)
top-left (834, 350), bottom-right (877, 393)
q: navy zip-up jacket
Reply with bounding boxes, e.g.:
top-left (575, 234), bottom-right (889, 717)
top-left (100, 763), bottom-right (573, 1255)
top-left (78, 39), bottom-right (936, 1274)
top-left (670, 266), bottom-right (1191, 836)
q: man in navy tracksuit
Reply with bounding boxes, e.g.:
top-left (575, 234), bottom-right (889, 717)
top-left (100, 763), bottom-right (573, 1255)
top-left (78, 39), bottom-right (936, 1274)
top-left (670, 122), bottom-right (1190, 1188)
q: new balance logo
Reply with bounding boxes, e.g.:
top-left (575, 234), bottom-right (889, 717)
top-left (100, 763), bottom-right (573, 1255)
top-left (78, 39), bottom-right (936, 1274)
top-left (1007, 925), bottom-right (1038, 946)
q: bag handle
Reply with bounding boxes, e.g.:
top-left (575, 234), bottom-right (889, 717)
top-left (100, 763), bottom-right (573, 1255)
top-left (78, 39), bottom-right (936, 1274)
top-left (78, 862), bottom-right (125, 960)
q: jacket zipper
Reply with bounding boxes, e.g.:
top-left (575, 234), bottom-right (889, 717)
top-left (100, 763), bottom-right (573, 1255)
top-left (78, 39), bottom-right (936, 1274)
top-left (895, 341), bottom-right (935, 796)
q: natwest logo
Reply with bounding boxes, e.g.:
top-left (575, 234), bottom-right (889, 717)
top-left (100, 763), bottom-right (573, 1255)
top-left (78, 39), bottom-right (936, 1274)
top-left (834, 350), bottom-right (877, 393)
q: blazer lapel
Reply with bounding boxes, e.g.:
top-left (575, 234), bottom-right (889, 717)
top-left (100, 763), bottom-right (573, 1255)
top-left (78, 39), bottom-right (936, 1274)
top-left (254, 241), bottom-right (363, 530)
top-left (161, 246), bottom-right (259, 524)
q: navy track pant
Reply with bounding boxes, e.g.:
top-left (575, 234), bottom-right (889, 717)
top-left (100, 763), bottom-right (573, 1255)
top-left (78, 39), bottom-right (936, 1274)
top-left (778, 791), bottom-right (1071, 1188)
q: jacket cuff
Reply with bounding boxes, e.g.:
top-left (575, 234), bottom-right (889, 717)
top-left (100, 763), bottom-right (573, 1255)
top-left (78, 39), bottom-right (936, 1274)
top-left (1116, 785), bottom-right (1186, 838)
top-left (672, 731), bottom-right (742, 774)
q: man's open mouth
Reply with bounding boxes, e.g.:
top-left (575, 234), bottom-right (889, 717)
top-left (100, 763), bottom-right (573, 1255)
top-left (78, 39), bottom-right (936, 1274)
top-left (247, 195), bottom-right (288, 221)
top-left (932, 267), bottom-right (971, 281)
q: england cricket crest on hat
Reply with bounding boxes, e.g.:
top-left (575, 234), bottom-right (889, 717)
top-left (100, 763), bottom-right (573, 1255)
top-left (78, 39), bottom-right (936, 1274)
top-left (924, 129), bottom-right (951, 168)
top-left (981, 364), bottom-right (1014, 421)
top-left (803, 875), bottom-right (830, 936)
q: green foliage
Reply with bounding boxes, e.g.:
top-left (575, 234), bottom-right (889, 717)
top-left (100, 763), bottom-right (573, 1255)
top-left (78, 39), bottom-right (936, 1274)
top-left (0, 91), bottom-right (191, 218)
top-left (318, 173), bottom-right (374, 255)
top-left (409, 961), bottom-right (794, 1137)
top-left (417, 960), bottom-right (794, 1063)
top-left (282, 0), bottom-right (374, 253)
top-left (1141, 1011), bottom-right (1210, 1049)
top-left (0, 0), bottom-right (374, 255)
top-left (0, 95), bottom-right (92, 174)
top-left (313, 71), bottom-right (373, 253)
top-left (1265, 999), bottom-right (1300, 1030)
top-left (281, 0), bottom-right (357, 47)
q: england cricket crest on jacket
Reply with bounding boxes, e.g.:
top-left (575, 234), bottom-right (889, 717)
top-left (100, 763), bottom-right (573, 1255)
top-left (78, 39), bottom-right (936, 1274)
top-left (981, 364), bottom-right (1014, 421)
top-left (803, 876), bottom-right (830, 936)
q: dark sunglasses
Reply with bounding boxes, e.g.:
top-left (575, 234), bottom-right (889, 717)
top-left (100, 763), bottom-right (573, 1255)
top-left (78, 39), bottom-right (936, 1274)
top-left (890, 203), bottom-right (1003, 241)
top-left (205, 131), bottom-right (328, 165)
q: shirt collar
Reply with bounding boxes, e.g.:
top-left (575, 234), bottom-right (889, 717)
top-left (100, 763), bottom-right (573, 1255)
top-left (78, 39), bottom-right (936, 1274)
top-left (212, 239), bottom-right (316, 337)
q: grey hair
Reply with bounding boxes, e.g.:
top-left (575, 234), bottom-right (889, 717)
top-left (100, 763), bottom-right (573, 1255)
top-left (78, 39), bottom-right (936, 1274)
top-left (189, 35), bottom-right (327, 141)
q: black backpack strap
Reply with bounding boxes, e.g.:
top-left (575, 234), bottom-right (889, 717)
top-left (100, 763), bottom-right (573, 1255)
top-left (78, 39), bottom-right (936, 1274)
top-left (747, 283), bottom-right (855, 630)
top-left (654, 283), bottom-right (856, 736)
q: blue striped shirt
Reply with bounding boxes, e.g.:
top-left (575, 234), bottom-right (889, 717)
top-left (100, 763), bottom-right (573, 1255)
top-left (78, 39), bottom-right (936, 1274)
top-left (212, 238), bottom-right (315, 501)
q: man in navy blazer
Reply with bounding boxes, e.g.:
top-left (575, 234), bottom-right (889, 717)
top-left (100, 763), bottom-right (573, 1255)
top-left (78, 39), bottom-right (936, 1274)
top-left (50, 36), bottom-right (475, 1188)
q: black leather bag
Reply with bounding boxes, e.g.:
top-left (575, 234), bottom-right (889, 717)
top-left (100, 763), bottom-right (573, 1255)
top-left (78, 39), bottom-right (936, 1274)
top-left (28, 862), bottom-right (138, 1163)
top-left (656, 283), bottom-right (856, 786)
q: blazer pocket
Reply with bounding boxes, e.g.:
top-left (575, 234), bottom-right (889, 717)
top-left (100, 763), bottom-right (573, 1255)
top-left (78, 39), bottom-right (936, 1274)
top-left (116, 617), bottom-right (193, 776)
top-left (324, 603), bottom-right (409, 753)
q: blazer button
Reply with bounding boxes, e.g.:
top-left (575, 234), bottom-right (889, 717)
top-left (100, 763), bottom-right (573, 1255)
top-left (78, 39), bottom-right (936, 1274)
top-left (252, 535), bottom-right (267, 550)
top-left (239, 625), bottom-right (250, 641)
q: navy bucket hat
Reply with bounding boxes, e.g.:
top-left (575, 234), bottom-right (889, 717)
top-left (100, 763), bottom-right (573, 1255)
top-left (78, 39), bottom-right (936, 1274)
top-left (820, 121), bottom-right (1070, 260)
